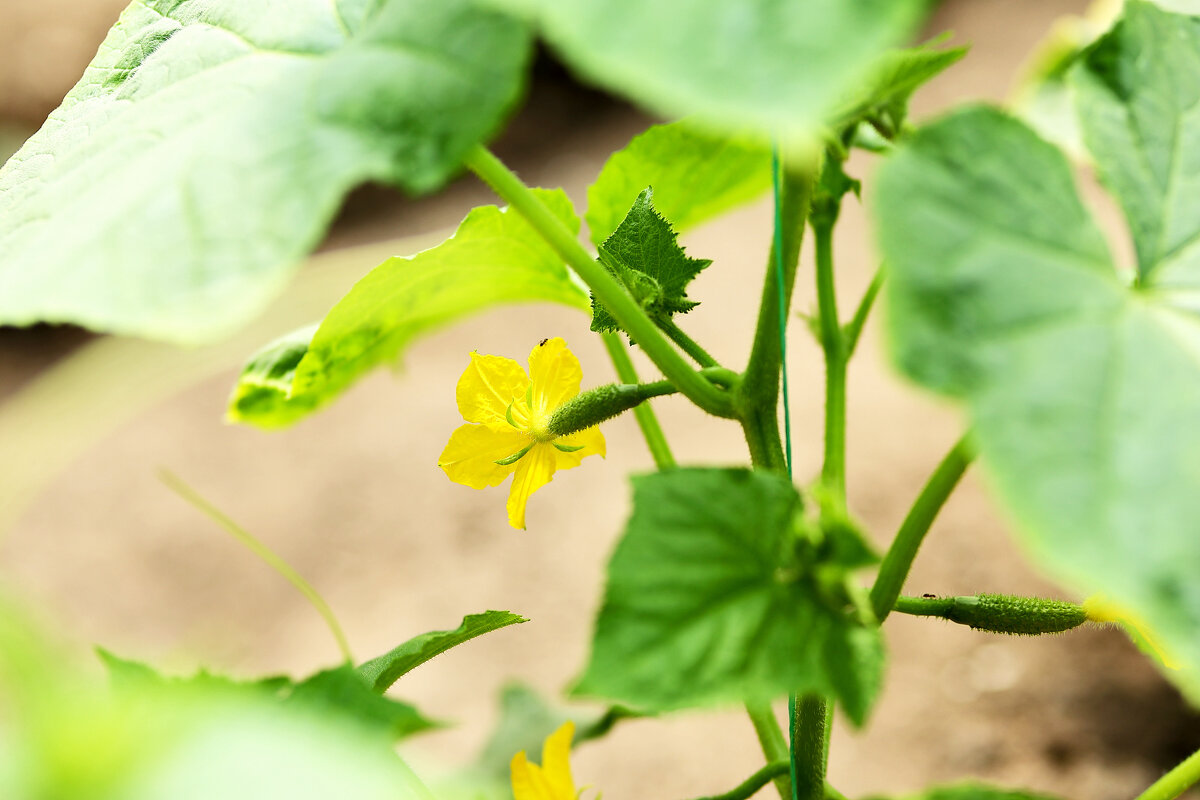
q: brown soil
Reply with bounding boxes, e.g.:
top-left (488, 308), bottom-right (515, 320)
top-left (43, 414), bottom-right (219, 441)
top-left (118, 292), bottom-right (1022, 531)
top-left (2, 1), bottom-right (1199, 798)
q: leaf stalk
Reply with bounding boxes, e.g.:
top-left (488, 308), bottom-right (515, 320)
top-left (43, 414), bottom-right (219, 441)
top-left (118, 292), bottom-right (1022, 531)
top-left (464, 146), bottom-right (735, 418)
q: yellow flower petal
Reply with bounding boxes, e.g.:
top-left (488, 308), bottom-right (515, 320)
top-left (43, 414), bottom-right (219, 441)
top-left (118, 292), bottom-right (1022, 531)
top-left (528, 338), bottom-right (582, 414)
top-left (507, 443), bottom-right (557, 529)
top-left (540, 722), bottom-right (577, 799)
top-left (554, 426), bottom-right (606, 469)
top-left (439, 424), bottom-right (529, 489)
top-left (510, 752), bottom-right (558, 800)
top-left (457, 352), bottom-right (531, 429)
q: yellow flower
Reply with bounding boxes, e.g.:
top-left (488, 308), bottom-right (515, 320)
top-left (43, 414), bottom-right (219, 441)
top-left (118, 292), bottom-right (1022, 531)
top-left (438, 338), bottom-right (605, 530)
top-left (510, 721), bottom-right (578, 800)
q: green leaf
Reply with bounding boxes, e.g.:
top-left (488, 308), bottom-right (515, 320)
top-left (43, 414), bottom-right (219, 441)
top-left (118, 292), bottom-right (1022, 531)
top-left (863, 783), bottom-right (1064, 800)
top-left (0, 0), bottom-right (531, 342)
top-left (228, 189), bottom-right (588, 429)
top-left (225, 325), bottom-right (323, 430)
top-left (585, 120), bottom-right (772, 246)
top-left (358, 611), bottom-right (527, 693)
top-left (828, 41), bottom-right (968, 135)
top-left (96, 649), bottom-right (438, 741)
top-left (288, 665), bottom-right (441, 741)
top-left (485, 0), bottom-right (927, 144)
top-left (589, 188), bottom-right (713, 337)
top-left (1072, 0), bottom-right (1200, 282)
top-left (875, 105), bottom-right (1200, 701)
top-left (573, 468), bottom-right (884, 725)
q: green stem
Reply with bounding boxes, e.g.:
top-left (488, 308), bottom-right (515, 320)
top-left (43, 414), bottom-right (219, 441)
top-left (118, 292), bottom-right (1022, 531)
top-left (159, 470), bottom-right (354, 664)
top-left (843, 266), bottom-right (884, 358)
top-left (602, 332), bottom-right (675, 469)
top-left (739, 155), bottom-right (820, 473)
top-left (661, 318), bottom-right (720, 368)
top-left (1135, 746), bottom-right (1200, 800)
top-left (813, 220), bottom-right (846, 504)
top-left (549, 369), bottom-right (736, 438)
top-left (745, 702), bottom-right (792, 800)
top-left (464, 146), bottom-right (734, 418)
top-left (869, 433), bottom-right (976, 622)
top-left (691, 761), bottom-right (791, 800)
top-left (792, 694), bottom-right (830, 800)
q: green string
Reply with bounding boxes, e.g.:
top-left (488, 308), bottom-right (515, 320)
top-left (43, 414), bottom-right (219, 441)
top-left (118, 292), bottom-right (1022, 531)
top-left (772, 146), bottom-right (798, 800)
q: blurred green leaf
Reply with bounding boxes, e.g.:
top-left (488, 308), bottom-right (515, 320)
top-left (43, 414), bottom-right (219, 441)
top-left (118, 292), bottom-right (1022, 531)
top-left (96, 649), bottom-right (438, 742)
top-left (486, 0), bottom-right (928, 144)
top-left (229, 189), bottom-right (588, 429)
top-left (573, 469), bottom-right (884, 725)
top-left (1072, 0), bottom-right (1200, 282)
top-left (875, 104), bottom-right (1200, 702)
top-left (288, 665), bottom-right (441, 740)
top-left (0, 0), bottom-right (530, 342)
top-left (827, 41), bottom-right (967, 135)
top-left (358, 610), bottom-right (527, 693)
top-left (585, 120), bottom-right (772, 246)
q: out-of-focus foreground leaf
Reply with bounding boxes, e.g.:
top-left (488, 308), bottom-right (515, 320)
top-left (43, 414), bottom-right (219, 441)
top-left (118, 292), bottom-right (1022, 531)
top-left (0, 0), bottom-right (530, 342)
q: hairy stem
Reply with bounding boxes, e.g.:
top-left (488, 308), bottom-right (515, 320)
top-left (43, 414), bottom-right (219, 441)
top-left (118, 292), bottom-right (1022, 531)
top-left (661, 318), bottom-right (720, 368)
top-left (792, 694), bottom-right (830, 800)
top-left (745, 702), bottom-right (792, 800)
top-left (465, 146), bottom-right (733, 417)
top-left (869, 433), bottom-right (976, 622)
top-left (1135, 745), bottom-right (1200, 800)
top-left (602, 332), bottom-right (675, 469)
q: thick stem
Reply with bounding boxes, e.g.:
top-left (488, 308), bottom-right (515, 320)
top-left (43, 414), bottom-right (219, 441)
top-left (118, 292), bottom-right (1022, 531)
top-left (601, 333), bottom-right (675, 469)
top-left (464, 146), bottom-right (734, 418)
top-left (661, 318), bottom-right (720, 368)
top-left (791, 694), bottom-right (830, 800)
top-left (739, 155), bottom-right (816, 429)
top-left (738, 155), bottom-right (820, 473)
top-left (745, 702), bottom-right (792, 800)
top-left (869, 433), bottom-right (976, 622)
top-left (1135, 746), bottom-right (1200, 800)
top-left (813, 220), bottom-right (846, 504)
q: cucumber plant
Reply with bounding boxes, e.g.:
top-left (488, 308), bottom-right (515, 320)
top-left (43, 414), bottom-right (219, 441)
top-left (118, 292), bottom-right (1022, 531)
top-left (1, 1), bottom-right (1199, 799)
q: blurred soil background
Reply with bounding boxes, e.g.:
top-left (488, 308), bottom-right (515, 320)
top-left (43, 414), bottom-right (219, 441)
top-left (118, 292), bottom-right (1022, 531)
top-left (2, 1), bottom-right (1199, 798)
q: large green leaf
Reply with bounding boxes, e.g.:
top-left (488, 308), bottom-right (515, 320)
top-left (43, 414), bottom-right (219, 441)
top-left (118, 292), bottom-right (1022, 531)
top-left (585, 120), bottom-right (772, 246)
top-left (0, 0), bottom-right (530, 342)
top-left (573, 469), bottom-right (884, 725)
top-left (864, 784), bottom-right (1063, 800)
top-left (1073, 0), bottom-right (1200, 283)
top-left (875, 105), bottom-right (1200, 700)
top-left (358, 610), bottom-right (527, 693)
top-left (487, 0), bottom-right (928, 144)
top-left (228, 189), bottom-right (588, 429)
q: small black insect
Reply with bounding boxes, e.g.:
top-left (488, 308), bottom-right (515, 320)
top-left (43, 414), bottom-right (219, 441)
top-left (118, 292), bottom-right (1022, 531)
top-left (922, 593), bottom-right (937, 599)
top-left (538, 338), bottom-right (549, 346)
